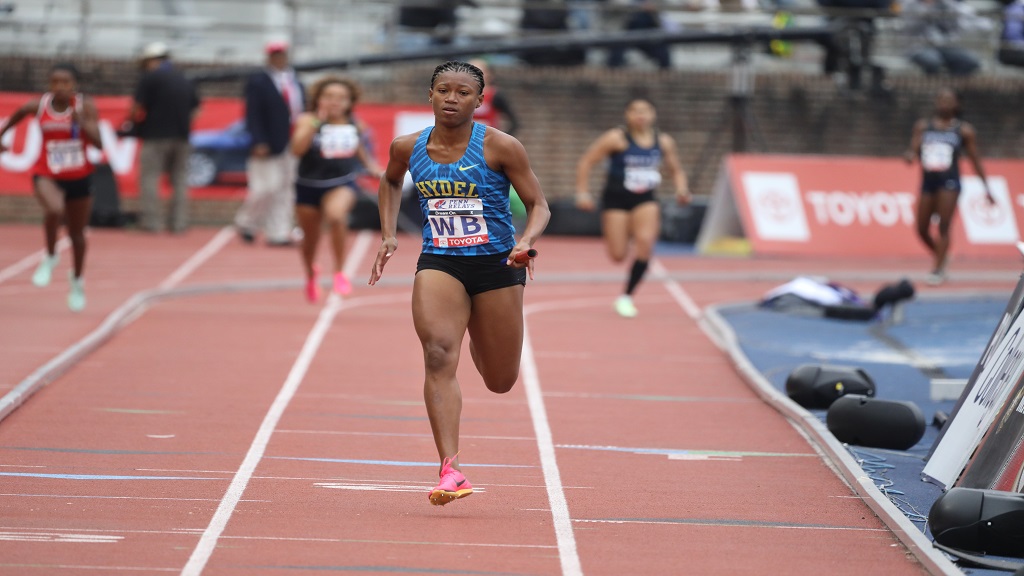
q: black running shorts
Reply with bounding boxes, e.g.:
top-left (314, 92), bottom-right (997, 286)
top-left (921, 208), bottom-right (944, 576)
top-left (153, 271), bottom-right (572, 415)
top-left (34, 174), bottom-right (92, 200)
top-left (416, 252), bottom-right (526, 296)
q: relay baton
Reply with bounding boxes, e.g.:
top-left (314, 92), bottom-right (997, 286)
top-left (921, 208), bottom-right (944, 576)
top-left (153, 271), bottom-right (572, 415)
top-left (511, 249), bottom-right (538, 264)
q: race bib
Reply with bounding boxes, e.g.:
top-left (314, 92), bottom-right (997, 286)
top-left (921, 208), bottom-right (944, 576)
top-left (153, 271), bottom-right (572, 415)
top-left (45, 140), bottom-right (86, 174)
top-left (624, 166), bottom-right (661, 193)
top-left (428, 198), bottom-right (490, 248)
top-left (921, 142), bottom-right (954, 172)
top-left (319, 124), bottom-right (359, 159)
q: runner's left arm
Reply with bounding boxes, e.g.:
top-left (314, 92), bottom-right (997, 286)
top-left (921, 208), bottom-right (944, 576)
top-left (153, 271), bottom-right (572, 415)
top-left (77, 96), bottom-right (102, 145)
top-left (962, 122), bottom-right (993, 201)
top-left (491, 131), bottom-right (549, 275)
top-left (0, 99), bottom-right (40, 152)
top-left (659, 132), bottom-right (690, 205)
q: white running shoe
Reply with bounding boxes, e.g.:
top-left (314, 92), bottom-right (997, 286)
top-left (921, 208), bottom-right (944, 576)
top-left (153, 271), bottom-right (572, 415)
top-left (614, 295), bottom-right (638, 318)
top-left (32, 254), bottom-right (59, 287)
top-left (67, 271), bottom-right (86, 312)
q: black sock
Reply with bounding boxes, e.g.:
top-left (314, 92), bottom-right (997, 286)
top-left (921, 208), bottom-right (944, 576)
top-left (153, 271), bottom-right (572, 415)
top-left (625, 259), bottom-right (649, 296)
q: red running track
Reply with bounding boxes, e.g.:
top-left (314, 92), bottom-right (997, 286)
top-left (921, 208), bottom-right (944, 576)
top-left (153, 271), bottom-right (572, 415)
top-left (0, 222), bottom-right (1019, 575)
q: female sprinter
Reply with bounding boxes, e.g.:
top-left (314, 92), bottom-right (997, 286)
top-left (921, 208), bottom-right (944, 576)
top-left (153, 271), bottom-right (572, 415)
top-left (291, 76), bottom-right (382, 302)
top-left (904, 87), bottom-right (992, 285)
top-left (575, 98), bottom-right (689, 318)
top-left (0, 63), bottom-right (100, 312)
top-left (369, 61), bottom-right (550, 506)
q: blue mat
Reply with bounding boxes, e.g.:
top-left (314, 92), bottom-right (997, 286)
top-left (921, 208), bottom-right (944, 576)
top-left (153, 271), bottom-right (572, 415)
top-left (718, 294), bottom-right (1019, 575)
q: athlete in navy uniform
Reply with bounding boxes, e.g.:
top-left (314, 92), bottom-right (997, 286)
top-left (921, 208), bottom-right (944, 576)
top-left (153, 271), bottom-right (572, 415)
top-left (291, 76), bottom-right (381, 302)
top-left (905, 88), bottom-right (992, 285)
top-left (575, 98), bottom-right (689, 317)
top-left (370, 61), bottom-right (550, 505)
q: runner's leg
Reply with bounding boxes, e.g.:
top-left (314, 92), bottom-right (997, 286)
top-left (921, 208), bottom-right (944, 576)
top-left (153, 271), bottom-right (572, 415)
top-left (413, 270), bottom-right (472, 467)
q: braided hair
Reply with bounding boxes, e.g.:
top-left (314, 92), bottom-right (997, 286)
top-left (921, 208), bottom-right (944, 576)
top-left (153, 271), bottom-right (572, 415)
top-left (429, 61), bottom-right (485, 93)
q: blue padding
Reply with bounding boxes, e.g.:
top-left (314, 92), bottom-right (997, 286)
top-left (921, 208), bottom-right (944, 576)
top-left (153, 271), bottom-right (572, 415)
top-left (719, 295), bottom-right (1016, 575)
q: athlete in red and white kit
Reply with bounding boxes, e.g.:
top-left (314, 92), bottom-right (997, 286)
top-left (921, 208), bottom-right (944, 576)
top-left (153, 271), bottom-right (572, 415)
top-left (0, 63), bottom-right (100, 311)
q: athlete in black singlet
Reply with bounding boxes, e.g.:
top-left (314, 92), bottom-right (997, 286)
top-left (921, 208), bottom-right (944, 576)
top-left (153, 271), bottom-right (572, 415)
top-left (290, 76), bottom-right (381, 302)
top-left (575, 99), bottom-right (689, 317)
top-left (904, 88), bottom-right (992, 285)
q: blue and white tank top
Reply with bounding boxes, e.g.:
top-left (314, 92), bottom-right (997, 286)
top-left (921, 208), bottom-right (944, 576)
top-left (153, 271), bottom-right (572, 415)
top-left (409, 122), bottom-right (516, 256)
top-left (604, 128), bottom-right (663, 196)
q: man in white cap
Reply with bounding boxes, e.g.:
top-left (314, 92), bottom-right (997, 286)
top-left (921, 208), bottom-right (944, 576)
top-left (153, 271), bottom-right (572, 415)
top-left (127, 42), bottom-right (200, 233)
top-left (234, 40), bottom-right (304, 246)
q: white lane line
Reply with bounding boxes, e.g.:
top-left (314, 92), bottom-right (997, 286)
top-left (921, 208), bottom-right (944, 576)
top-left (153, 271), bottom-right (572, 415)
top-left (572, 518), bottom-right (888, 531)
top-left (180, 231), bottom-right (371, 576)
top-left (0, 227), bottom-right (236, 422)
top-left (0, 493), bottom-right (250, 502)
top-left (218, 534), bottom-right (555, 549)
top-left (650, 258), bottom-right (701, 320)
top-left (159, 226), bottom-right (235, 290)
top-left (520, 315), bottom-right (583, 576)
top-left (0, 531), bottom-right (123, 543)
top-left (0, 237), bottom-right (70, 285)
top-left (276, 429), bottom-right (536, 442)
top-left (0, 564), bottom-right (178, 573)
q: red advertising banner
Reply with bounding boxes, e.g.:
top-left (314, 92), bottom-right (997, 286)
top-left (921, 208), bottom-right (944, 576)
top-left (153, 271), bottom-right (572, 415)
top-left (699, 153), bottom-right (1024, 258)
top-left (0, 92), bottom-right (433, 199)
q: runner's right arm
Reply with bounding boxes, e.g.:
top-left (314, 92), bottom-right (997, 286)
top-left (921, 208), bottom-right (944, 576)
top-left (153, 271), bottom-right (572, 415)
top-left (0, 100), bottom-right (40, 152)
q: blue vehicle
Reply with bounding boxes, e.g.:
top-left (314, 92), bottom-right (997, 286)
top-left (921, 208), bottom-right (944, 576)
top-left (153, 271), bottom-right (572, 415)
top-left (188, 120), bottom-right (250, 187)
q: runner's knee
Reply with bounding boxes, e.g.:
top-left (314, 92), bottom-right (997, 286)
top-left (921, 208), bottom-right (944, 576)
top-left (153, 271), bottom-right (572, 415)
top-left (483, 368), bottom-right (519, 394)
top-left (422, 340), bottom-right (460, 374)
top-left (607, 246), bottom-right (628, 263)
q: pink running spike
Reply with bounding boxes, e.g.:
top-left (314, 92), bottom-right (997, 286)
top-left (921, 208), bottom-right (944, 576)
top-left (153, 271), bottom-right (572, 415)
top-left (429, 454), bottom-right (473, 506)
top-left (333, 271), bottom-right (352, 296)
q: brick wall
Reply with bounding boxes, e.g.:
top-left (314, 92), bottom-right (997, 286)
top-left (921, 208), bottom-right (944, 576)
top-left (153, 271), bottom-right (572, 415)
top-left (2, 57), bottom-right (1022, 225)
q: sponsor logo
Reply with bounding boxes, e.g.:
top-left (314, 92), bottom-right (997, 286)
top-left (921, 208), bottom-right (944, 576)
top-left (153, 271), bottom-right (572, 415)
top-left (434, 234), bottom-right (489, 247)
top-left (805, 190), bottom-right (916, 227)
top-left (960, 176), bottom-right (1018, 244)
top-left (458, 163), bottom-right (478, 171)
top-left (741, 172), bottom-right (809, 242)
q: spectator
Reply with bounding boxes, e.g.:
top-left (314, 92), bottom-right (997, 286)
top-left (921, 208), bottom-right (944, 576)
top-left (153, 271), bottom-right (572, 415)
top-left (126, 42), bottom-right (200, 233)
top-left (901, 0), bottom-right (989, 76)
top-left (567, 0), bottom-right (607, 31)
top-left (394, 0), bottom-right (475, 48)
top-left (608, 0), bottom-right (672, 70)
top-left (234, 40), bottom-right (304, 247)
top-left (520, 0), bottom-right (587, 66)
top-left (998, 0), bottom-right (1024, 67)
top-left (467, 58), bottom-right (519, 135)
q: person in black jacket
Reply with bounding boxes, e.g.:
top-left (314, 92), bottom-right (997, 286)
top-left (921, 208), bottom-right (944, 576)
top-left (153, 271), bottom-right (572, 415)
top-left (234, 40), bottom-right (305, 246)
top-left (128, 42), bottom-right (200, 233)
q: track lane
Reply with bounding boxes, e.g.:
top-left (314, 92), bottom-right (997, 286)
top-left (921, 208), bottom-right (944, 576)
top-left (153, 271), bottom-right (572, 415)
top-left (3, 226), bottom-right (1020, 575)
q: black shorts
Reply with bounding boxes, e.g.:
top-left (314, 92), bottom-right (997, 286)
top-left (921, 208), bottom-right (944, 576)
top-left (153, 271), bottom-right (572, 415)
top-left (296, 182), bottom-right (363, 208)
top-left (601, 188), bottom-right (656, 211)
top-left (34, 174), bottom-right (92, 200)
top-left (416, 252), bottom-right (526, 296)
top-left (921, 173), bottom-right (961, 195)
